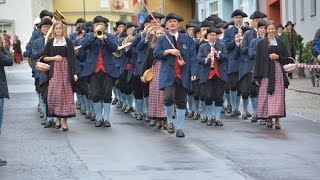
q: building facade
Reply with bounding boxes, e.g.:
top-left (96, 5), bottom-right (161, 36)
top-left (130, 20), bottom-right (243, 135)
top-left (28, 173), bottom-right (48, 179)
top-left (197, 0), bottom-right (257, 22)
top-left (282, 0), bottom-right (320, 43)
top-left (0, 0), bottom-right (52, 51)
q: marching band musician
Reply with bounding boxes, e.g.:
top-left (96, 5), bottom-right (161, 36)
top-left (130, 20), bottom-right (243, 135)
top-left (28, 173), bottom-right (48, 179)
top-left (239, 11), bottom-right (267, 121)
top-left (223, 9), bottom-right (249, 117)
top-left (81, 16), bottom-right (118, 128)
top-left (134, 12), bottom-right (165, 121)
top-left (31, 18), bottom-right (54, 127)
top-left (154, 13), bottom-right (197, 137)
top-left (120, 22), bottom-right (138, 114)
top-left (197, 27), bottom-right (228, 126)
top-left (112, 20), bottom-right (127, 106)
top-left (248, 20), bottom-right (267, 124)
top-left (70, 18), bottom-right (86, 41)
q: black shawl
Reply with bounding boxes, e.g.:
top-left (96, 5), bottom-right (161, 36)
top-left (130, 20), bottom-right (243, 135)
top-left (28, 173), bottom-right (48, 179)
top-left (42, 37), bottom-right (77, 90)
top-left (253, 38), bottom-right (290, 94)
top-left (140, 46), bottom-right (155, 77)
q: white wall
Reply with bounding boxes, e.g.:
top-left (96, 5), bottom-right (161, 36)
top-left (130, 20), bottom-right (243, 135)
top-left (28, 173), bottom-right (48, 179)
top-left (0, 0), bottom-right (33, 51)
top-left (282, 0), bottom-right (320, 43)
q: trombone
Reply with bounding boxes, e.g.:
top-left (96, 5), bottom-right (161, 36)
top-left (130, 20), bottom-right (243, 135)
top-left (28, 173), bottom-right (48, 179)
top-left (112, 34), bottom-right (133, 57)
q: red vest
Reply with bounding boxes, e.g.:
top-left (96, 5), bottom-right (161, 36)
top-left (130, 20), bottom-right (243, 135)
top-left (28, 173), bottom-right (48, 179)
top-left (94, 48), bottom-right (107, 73)
top-left (174, 33), bottom-right (181, 79)
top-left (208, 57), bottom-right (220, 79)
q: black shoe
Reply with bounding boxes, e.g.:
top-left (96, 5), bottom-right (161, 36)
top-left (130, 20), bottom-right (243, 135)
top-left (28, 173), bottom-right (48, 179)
top-left (187, 111), bottom-right (194, 118)
top-left (80, 107), bottom-right (86, 115)
top-left (44, 121), bottom-right (53, 128)
top-left (111, 98), bottom-right (118, 105)
top-left (215, 120), bottom-right (223, 126)
top-left (0, 159), bottom-right (7, 166)
top-left (251, 115), bottom-right (258, 122)
top-left (167, 123), bottom-right (175, 134)
top-left (185, 109), bottom-right (189, 116)
top-left (55, 123), bottom-right (61, 129)
top-left (103, 120), bottom-right (111, 127)
top-left (247, 112), bottom-right (252, 117)
top-left (235, 109), bottom-right (241, 116)
top-left (85, 113), bottom-right (91, 119)
top-left (201, 116), bottom-right (208, 123)
top-left (95, 120), bottom-right (102, 127)
top-left (136, 114), bottom-right (143, 120)
top-left (226, 105), bottom-right (232, 114)
top-left (193, 112), bottom-right (200, 120)
top-left (207, 119), bottom-right (213, 126)
top-left (230, 110), bottom-right (237, 117)
top-left (41, 119), bottom-right (46, 125)
top-left (116, 101), bottom-right (123, 108)
top-left (176, 129), bottom-right (185, 137)
top-left (145, 116), bottom-right (151, 122)
top-left (90, 114), bottom-right (96, 121)
top-left (260, 119), bottom-right (266, 125)
top-left (40, 112), bottom-right (44, 119)
top-left (124, 106), bottom-right (133, 113)
top-left (121, 105), bottom-right (127, 111)
top-left (63, 127), bottom-right (69, 131)
top-left (76, 101), bottom-right (81, 109)
top-left (242, 112), bottom-right (248, 119)
top-left (149, 119), bottom-right (156, 127)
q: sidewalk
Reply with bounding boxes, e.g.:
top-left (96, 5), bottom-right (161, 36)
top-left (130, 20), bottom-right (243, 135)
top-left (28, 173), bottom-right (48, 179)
top-left (288, 75), bottom-right (320, 95)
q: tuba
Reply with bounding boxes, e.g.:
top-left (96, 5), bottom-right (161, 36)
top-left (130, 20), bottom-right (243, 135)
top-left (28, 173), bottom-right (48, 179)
top-left (45, 10), bottom-right (66, 44)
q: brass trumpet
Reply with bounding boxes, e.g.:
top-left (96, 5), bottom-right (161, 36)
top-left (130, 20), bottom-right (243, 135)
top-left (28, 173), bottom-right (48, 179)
top-left (112, 34), bottom-right (133, 57)
top-left (95, 30), bottom-right (105, 39)
top-left (145, 25), bottom-right (157, 35)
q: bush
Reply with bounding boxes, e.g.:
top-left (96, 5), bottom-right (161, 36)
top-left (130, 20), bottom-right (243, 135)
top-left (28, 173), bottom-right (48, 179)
top-left (301, 40), bottom-right (313, 64)
top-left (296, 34), bottom-right (304, 62)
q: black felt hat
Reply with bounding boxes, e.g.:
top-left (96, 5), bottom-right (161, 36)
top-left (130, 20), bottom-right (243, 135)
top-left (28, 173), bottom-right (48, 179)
top-left (148, 12), bottom-right (165, 20)
top-left (277, 24), bottom-right (285, 29)
top-left (116, 20), bottom-right (127, 27)
top-left (215, 21), bottom-right (227, 28)
top-left (93, 16), bottom-right (109, 24)
top-left (285, 21), bottom-right (295, 27)
top-left (165, 13), bottom-right (184, 22)
top-left (200, 20), bottom-right (212, 28)
top-left (186, 22), bottom-right (197, 29)
top-left (189, 18), bottom-right (201, 25)
top-left (39, 10), bottom-right (53, 19)
top-left (206, 26), bottom-right (222, 35)
top-left (126, 22), bottom-right (138, 29)
top-left (75, 18), bottom-right (86, 25)
top-left (223, 21), bottom-right (234, 29)
top-left (37, 18), bottom-right (53, 28)
top-left (250, 11), bottom-right (267, 19)
top-left (206, 14), bottom-right (221, 22)
top-left (231, 9), bottom-right (248, 18)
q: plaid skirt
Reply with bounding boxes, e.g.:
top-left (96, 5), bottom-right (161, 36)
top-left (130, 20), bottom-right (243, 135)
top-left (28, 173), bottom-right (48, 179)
top-left (148, 61), bottom-right (166, 118)
top-left (257, 61), bottom-right (285, 119)
top-left (47, 58), bottom-right (76, 118)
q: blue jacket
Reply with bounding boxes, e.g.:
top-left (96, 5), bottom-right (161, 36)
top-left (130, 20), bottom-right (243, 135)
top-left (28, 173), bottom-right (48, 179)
top-left (81, 32), bottom-right (119, 78)
top-left (127, 34), bottom-right (141, 82)
top-left (154, 32), bottom-right (197, 90)
top-left (32, 37), bottom-right (48, 85)
top-left (197, 41), bottom-right (228, 84)
top-left (73, 38), bottom-right (87, 78)
top-left (24, 29), bottom-right (42, 58)
top-left (113, 36), bottom-right (126, 77)
top-left (239, 29), bottom-right (257, 80)
top-left (135, 32), bottom-right (151, 76)
top-left (223, 26), bottom-right (248, 74)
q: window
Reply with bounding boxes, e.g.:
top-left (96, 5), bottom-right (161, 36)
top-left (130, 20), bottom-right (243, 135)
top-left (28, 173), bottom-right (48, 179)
top-left (201, 9), bottom-right (205, 21)
top-left (209, 3), bottom-right (214, 14)
top-left (301, 0), bottom-right (304, 21)
top-left (100, 0), bottom-right (109, 8)
top-left (213, 1), bottom-right (218, 12)
top-left (0, 0), bottom-right (5, 4)
top-left (311, 0), bottom-right (316, 16)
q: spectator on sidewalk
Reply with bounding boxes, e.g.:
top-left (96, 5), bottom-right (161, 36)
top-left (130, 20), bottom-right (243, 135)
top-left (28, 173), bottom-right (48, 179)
top-left (13, 35), bottom-right (23, 64)
top-left (283, 21), bottom-right (299, 79)
top-left (0, 34), bottom-right (14, 166)
top-left (2, 30), bottom-right (11, 51)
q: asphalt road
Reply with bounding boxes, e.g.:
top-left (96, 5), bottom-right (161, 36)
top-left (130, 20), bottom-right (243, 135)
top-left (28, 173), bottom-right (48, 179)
top-left (0, 62), bottom-right (319, 180)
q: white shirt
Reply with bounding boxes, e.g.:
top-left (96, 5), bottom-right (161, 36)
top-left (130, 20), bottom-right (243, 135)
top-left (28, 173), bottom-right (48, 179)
top-left (170, 31), bottom-right (179, 40)
top-left (53, 36), bottom-right (67, 46)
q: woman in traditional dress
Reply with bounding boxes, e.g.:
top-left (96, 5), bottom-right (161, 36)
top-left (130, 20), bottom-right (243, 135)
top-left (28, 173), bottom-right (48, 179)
top-left (253, 21), bottom-right (289, 129)
top-left (13, 35), bottom-right (23, 64)
top-left (42, 21), bottom-right (77, 131)
top-left (141, 28), bottom-right (167, 129)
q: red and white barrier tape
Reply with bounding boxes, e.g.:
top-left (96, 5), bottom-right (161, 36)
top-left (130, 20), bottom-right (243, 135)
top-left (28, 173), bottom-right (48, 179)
top-left (296, 64), bottom-right (320, 69)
